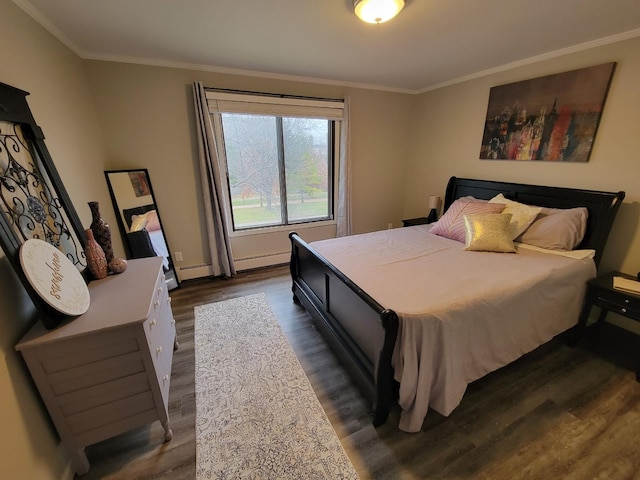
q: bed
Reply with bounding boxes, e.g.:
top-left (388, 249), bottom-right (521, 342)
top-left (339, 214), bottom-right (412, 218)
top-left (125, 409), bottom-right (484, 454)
top-left (122, 205), bottom-right (170, 270)
top-left (289, 177), bottom-right (624, 432)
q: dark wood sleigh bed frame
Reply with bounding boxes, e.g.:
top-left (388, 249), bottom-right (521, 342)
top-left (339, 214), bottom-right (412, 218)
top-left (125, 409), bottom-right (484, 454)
top-left (289, 176), bottom-right (625, 427)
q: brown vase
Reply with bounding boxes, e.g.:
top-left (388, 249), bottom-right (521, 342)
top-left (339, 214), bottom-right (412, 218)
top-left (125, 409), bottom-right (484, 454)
top-left (88, 201), bottom-right (114, 263)
top-left (85, 229), bottom-right (108, 280)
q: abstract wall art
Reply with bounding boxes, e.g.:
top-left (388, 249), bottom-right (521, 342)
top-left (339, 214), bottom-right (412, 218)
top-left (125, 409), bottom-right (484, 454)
top-left (479, 63), bottom-right (615, 162)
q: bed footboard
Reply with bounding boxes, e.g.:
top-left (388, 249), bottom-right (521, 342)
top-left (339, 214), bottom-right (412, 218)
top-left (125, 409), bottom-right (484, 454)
top-left (289, 232), bottom-right (399, 426)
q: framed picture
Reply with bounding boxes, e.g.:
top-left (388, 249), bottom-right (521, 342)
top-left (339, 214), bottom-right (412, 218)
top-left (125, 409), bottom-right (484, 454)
top-left (479, 62), bottom-right (615, 162)
top-left (128, 171), bottom-right (150, 197)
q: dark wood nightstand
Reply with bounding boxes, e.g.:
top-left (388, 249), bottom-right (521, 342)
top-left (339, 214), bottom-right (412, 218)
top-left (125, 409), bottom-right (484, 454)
top-left (573, 271), bottom-right (640, 381)
top-left (402, 217), bottom-right (431, 227)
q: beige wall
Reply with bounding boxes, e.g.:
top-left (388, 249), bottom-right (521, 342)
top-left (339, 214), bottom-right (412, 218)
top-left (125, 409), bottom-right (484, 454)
top-left (83, 61), bottom-right (413, 275)
top-left (0, 1), bottom-right (110, 478)
top-left (82, 37), bottom-right (639, 277)
top-left (403, 36), bottom-right (640, 275)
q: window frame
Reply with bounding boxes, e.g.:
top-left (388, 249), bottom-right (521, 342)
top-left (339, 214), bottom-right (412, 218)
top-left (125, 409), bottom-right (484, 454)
top-left (206, 90), bottom-right (343, 236)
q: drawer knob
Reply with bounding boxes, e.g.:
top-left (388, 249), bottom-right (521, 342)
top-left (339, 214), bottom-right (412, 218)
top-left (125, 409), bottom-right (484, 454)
top-left (157, 287), bottom-right (163, 295)
top-left (150, 318), bottom-right (157, 327)
top-left (624, 299), bottom-right (630, 304)
top-left (167, 297), bottom-right (172, 304)
top-left (163, 374), bottom-right (169, 383)
top-left (621, 308), bottom-right (627, 314)
top-left (171, 319), bottom-right (176, 326)
top-left (154, 300), bottom-right (160, 309)
top-left (156, 346), bottom-right (163, 355)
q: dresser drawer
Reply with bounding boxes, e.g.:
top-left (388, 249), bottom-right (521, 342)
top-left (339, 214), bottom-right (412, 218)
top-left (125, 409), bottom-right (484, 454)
top-left (149, 271), bottom-right (167, 319)
top-left (143, 269), bottom-right (176, 407)
top-left (145, 288), bottom-right (173, 347)
top-left (148, 303), bottom-right (175, 405)
top-left (594, 288), bottom-right (640, 320)
top-left (145, 268), bottom-right (175, 339)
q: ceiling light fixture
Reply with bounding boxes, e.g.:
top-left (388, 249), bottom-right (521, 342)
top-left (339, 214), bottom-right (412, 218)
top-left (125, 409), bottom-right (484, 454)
top-left (354, 0), bottom-right (405, 24)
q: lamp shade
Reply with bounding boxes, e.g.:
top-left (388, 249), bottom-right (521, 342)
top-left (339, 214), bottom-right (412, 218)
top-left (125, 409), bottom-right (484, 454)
top-left (428, 195), bottom-right (441, 210)
top-left (354, 0), bottom-right (405, 24)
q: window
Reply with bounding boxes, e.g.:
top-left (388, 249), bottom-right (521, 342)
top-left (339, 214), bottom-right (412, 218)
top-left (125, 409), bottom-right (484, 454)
top-left (206, 91), bottom-right (344, 232)
top-left (221, 114), bottom-right (333, 230)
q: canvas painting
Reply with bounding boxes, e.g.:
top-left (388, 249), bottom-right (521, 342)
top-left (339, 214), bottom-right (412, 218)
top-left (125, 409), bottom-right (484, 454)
top-left (129, 171), bottom-right (150, 197)
top-left (479, 63), bottom-right (615, 162)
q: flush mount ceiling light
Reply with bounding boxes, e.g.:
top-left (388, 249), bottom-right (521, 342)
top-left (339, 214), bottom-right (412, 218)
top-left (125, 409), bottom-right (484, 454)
top-left (354, 0), bottom-right (405, 24)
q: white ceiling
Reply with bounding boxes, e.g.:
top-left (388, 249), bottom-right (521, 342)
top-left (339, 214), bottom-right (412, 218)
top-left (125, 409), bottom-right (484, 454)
top-left (15, 0), bottom-right (640, 93)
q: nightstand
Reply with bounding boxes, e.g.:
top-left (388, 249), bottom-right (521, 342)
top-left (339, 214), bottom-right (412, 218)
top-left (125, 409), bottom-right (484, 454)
top-left (402, 217), bottom-right (431, 227)
top-left (574, 271), bottom-right (640, 381)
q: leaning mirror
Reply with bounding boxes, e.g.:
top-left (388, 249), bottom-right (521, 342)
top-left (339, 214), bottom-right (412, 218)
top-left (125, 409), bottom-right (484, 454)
top-left (104, 169), bottom-right (179, 290)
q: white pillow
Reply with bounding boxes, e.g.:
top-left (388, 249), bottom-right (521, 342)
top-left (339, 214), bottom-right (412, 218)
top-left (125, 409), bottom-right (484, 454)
top-left (516, 206), bottom-right (588, 251)
top-left (489, 193), bottom-right (542, 239)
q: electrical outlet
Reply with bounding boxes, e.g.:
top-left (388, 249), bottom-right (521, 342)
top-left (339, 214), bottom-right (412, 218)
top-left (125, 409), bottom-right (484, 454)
top-left (174, 251), bottom-right (183, 262)
top-left (387, 223), bottom-right (393, 229)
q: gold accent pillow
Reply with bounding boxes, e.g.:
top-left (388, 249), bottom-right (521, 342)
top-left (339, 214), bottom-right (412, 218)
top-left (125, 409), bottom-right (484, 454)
top-left (463, 213), bottom-right (516, 253)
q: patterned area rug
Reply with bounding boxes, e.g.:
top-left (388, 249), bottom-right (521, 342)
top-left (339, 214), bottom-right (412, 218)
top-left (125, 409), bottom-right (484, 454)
top-left (194, 293), bottom-right (359, 479)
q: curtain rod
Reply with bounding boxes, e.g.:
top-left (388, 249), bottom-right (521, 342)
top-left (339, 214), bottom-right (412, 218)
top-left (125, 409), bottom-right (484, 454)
top-left (203, 86), bottom-right (343, 104)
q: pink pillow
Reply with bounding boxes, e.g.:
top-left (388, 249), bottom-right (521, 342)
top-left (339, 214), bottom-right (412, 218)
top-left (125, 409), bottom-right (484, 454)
top-left (430, 199), bottom-right (505, 243)
top-left (145, 210), bottom-right (161, 231)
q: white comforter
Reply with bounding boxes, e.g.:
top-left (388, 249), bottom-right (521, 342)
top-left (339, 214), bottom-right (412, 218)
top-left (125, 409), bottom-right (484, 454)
top-left (148, 229), bottom-right (169, 269)
top-left (311, 225), bottom-right (596, 432)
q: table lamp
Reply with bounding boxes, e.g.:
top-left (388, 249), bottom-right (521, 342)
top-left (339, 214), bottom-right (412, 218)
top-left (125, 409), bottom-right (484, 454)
top-left (427, 195), bottom-right (441, 223)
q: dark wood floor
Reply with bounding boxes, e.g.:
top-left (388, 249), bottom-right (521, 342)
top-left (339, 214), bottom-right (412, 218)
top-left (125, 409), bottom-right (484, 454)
top-left (76, 265), bottom-right (640, 479)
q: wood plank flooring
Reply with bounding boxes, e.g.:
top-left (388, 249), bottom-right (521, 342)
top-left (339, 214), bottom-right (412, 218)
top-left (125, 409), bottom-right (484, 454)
top-left (76, 265), bottom-right (640, 479)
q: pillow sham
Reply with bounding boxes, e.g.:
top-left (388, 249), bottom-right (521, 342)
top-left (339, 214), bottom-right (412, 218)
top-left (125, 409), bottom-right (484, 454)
top-left (489, 193), bottom-right (542, 239)
top-left (430, 199), bottom-right (505, 243)
top-left (516, 206), bottom-right (588, 251)
top-left (463, 213), bottom-right (516, 253)
top-left (145, 210), bottom-right (161, 232)
top-left (130, 214), bottom-right (148, 232)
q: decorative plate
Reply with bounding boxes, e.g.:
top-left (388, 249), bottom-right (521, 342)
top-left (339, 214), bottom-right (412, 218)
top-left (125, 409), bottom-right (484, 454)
top-left (19, 239), bottom-right (90, 316)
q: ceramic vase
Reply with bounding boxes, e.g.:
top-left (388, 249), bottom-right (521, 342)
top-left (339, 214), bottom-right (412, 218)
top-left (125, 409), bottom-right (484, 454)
top-left (88, 201), bottom-right (114, 263)
top-left (84, 229), bottom-right (108, 280)
top-left (108, 257), bottom-right (128, 274)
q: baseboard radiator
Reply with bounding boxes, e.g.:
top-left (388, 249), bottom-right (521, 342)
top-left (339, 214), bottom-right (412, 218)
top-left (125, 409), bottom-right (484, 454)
top-left (178, 251), bottom-right (289, 281)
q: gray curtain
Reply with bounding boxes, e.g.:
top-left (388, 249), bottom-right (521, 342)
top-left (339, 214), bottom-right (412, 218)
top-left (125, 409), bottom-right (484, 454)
top-left (192, 82), bottom-right (235, 277)
top-left (336, 97), bottom-right (352, 237)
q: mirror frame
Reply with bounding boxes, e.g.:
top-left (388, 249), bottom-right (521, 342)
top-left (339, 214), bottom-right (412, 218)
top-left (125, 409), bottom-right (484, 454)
top-left (0, 82), bottom-right (88, 329)
top-left (104, 169), bottom-right (179, 290)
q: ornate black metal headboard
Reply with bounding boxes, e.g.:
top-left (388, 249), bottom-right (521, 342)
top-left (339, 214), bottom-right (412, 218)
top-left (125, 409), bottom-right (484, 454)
top-left (0, 82), bottom-right (87, 328)
top-left (444, 176), bottom-right (625, 267)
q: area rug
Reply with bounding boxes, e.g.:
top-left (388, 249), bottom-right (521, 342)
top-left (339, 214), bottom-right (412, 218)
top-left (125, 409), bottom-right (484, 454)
top-left (194, 293), bottom-right (360, 479)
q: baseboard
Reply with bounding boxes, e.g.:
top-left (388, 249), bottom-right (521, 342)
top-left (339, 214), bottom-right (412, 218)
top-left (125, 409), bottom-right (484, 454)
top-left (177, 264), bottom-right (214, 281)
top-left (59, 443), bottom-right (75, 480)
top-left (61, 462), bottom-right (74, 480)
top-left (234, 252), bottom-right (289, 271)
top-left (177, 253), bottom-right (289, 280)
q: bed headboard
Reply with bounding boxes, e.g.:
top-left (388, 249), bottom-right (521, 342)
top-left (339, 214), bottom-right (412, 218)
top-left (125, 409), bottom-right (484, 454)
top-left (122, 204), bottom-right (156, 228)
top-left (444, 176), bottom-right (625, 266)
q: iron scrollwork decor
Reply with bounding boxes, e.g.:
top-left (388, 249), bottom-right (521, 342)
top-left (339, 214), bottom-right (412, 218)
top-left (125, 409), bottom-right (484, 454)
top-left (0, 122), bottom-right (84, 265)
top-left (0, 82), bottom-right (87, 329)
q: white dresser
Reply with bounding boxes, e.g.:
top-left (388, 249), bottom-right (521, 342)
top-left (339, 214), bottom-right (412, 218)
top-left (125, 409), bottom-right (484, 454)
top-left (16, 257), bottom-right (176, 476)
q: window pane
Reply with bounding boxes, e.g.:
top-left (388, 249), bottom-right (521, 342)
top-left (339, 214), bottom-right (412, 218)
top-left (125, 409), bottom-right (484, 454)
top-left (283, 118), bottom-right (330, 222)
top-left (221, 113), bottom-right (283, 229)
